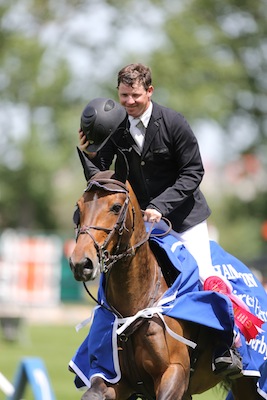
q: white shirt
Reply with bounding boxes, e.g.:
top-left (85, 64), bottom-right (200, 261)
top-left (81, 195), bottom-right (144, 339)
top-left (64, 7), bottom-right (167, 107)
top-left (128, 102), bottom-right (153, 149)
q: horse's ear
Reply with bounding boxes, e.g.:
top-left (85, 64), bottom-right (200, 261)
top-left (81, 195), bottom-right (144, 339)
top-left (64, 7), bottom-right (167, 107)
top-left (77, 147), bottom-right (100, 181)
top-left (113, 148), bottom-right (129, 183)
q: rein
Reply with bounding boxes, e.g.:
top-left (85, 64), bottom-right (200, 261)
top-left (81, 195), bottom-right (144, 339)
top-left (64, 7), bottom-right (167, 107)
top-left (76, 177), bottom-right (172, 317)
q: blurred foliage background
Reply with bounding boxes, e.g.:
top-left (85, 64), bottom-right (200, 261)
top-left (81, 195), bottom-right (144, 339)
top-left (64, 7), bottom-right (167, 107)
top-left (1, 1), bottom-right (267, 399)
top-left (1, 0), bottom-right (267, 265)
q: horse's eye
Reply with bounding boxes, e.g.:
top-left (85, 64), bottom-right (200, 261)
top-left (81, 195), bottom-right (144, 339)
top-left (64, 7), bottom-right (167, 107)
top-left (110, 203), bottom-right (122, 214)
top-left (73, 205), bottom-right (80, 226)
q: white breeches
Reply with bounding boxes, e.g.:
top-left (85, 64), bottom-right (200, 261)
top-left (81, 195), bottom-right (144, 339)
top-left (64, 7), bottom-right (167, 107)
top-left (150, 219), bottom-right (224, 285)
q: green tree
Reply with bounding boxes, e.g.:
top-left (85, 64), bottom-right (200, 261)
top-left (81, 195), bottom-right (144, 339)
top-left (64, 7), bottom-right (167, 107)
top-left (149, 0), bottom-right (267, 144)
top-left (0, 0), bottom-right (87, 231)
top-left (145, 0), bottom-right (267, 259)
top-left (0, 0), bottom-right (164, 232)
top-left (1, 0), bottom-right (267, 258)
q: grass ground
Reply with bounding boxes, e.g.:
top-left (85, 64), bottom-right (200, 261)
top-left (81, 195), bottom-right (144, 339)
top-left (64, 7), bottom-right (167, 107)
top-left (0, 322), bottom-right (227, 400)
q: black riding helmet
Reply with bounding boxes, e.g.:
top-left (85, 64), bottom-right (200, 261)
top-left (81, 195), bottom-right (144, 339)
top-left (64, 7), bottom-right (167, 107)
top-left (80, 97), bottom-right (127, 152)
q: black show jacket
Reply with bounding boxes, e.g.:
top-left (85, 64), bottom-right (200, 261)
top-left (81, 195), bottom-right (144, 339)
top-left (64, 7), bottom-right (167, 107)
top-left (87, 101), bottom-right (211, 233)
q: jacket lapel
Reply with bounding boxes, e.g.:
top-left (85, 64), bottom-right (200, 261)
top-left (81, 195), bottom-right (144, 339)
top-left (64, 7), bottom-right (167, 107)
top-left (141, 102), bottom-right (161, 157)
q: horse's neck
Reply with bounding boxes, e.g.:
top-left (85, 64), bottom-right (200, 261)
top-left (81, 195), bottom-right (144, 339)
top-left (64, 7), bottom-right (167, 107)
top-left (106, 242), bottom-right (167, 317)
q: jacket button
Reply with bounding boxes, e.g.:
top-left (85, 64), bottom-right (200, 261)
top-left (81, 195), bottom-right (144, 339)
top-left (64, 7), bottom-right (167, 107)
top-left (141, 161), bottom-right (145, 166)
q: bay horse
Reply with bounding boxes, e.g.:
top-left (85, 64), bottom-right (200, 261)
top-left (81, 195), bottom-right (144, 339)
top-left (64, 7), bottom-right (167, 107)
top-left (69, 152), bottom-right (262, 400)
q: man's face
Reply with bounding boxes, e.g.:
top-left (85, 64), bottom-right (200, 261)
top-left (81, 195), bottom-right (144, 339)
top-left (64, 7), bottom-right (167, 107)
top-left (118, 82), bottom-right (153, 118)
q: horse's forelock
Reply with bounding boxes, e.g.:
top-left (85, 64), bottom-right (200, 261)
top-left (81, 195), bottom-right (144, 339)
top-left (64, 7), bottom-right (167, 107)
top-left (85, 170), bottom-right (128, 194)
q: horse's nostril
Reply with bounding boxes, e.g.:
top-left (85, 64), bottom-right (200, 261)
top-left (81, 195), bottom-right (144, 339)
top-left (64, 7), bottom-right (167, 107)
top-left (69, 257), bottom-right (95, 281)
top-left (82, 257), bottom-right (93, 271)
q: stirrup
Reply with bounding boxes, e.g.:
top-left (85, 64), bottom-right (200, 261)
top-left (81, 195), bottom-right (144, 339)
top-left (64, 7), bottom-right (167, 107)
top-left (212, 346), bottom-right (243, 380)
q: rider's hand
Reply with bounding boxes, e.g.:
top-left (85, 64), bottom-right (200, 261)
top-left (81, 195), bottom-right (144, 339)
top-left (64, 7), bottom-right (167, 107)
top-left (143, 208), bottom-right (162, 223)
top-left (79, 130), bottom-right (96, 159)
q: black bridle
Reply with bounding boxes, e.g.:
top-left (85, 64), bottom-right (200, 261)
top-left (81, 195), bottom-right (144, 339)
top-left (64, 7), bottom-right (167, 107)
top-left (74, 177), bottom-right (155, 316)
top-left (75, 178), bottom-right (152, 274)
top-left (74, 177), bottom-right (172, 317)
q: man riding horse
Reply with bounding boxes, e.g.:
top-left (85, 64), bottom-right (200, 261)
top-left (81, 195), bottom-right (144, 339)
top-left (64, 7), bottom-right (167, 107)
top-left (70, 84), bottom-right (267, 398)
top-left (77, 63), bottom-right (252, 379)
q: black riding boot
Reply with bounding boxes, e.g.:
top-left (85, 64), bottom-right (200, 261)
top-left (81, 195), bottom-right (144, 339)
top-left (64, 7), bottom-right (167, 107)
top-left (212, 344), bottom-right (243, 379)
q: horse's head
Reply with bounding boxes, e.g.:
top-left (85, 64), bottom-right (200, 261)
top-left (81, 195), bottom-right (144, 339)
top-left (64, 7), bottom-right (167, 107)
top-left (69, 151), bottom-right (144, 282)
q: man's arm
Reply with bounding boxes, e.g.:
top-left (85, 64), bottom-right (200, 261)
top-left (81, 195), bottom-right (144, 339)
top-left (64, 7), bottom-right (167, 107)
top-left (79, 130), bottom-right (115, 171)
top-left (148, 114), bottom-right (205, 217)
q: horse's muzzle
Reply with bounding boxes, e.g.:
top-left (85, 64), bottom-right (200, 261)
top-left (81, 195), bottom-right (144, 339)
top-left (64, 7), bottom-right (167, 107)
top-left (69, 256), bottom-right (96, 281)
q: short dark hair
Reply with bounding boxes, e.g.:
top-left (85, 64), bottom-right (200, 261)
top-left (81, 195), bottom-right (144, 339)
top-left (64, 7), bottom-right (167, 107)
top-left (117, 63), bottom-right (152, 90)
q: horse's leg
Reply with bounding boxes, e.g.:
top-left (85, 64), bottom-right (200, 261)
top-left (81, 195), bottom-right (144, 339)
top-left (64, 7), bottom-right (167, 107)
top-left (231, 376), bottom-right (262, 400)
top-left (81, 377), bottom-right (116, 400)
top-left (81, 377), bottom-right (133, 400)
top-left (155, 363), bottom-right (190, 400)
top-left (136, 317), bottom-right (190, 400)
